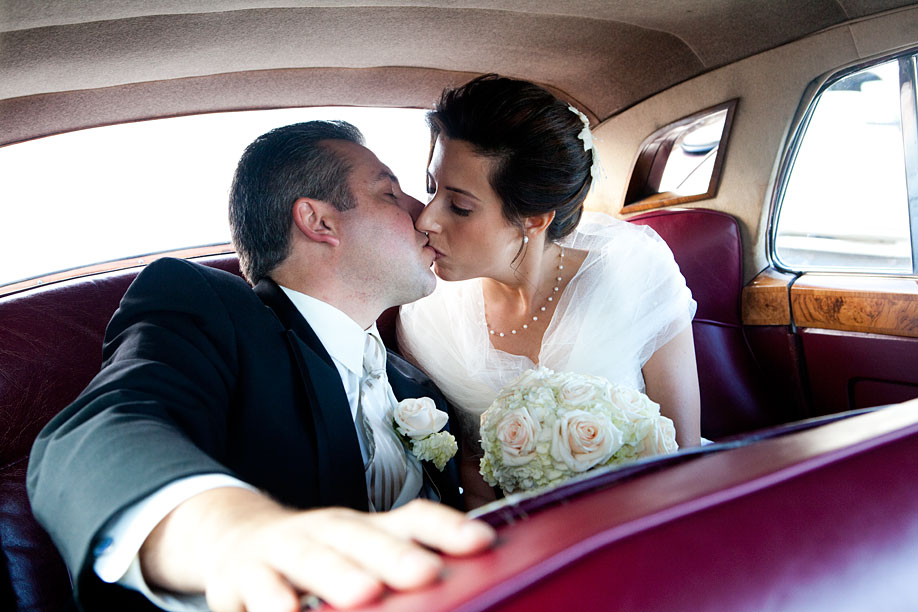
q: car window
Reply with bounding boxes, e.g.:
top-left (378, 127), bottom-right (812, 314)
top-left (0, 107), bottom-right (430, 289)
top-left (773, 55), bottom-right (918, 273)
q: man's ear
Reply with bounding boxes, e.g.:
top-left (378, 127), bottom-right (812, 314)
top-left (292, 197), bottom-right (341, 247)
top-left (523, 211), bottom-right (555, 237)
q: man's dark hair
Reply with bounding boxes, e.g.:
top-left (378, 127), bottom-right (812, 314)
top-left (229, 120), bottom-right (365, 283)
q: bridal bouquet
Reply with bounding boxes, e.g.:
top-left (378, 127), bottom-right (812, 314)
top-left (479, 367), bottom-right (678, 494)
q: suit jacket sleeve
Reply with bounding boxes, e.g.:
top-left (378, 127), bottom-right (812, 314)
top-left (27, 258), bottom-right (245, 604)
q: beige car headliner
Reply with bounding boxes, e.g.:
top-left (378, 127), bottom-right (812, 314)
top-left (2, 0), bottom-right (915, 145)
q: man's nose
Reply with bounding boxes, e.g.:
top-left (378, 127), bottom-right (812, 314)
top-left (401, 194), bottom-right (425, 222)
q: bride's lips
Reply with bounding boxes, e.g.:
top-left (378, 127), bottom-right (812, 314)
top-left (423, 239), bottom-right (444, 261)
top-left (427, 245), bottom-right (444, 261)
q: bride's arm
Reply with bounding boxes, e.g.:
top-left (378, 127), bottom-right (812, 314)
top-left (459, 450), bottom-right (498, 510)
top-left (642, 326), bottom-right (701, 447)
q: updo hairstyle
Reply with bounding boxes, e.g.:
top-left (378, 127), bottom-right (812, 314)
top-left (428, 74), bottom-right (594, 242)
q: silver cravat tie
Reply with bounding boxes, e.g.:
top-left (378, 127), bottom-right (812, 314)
top-left (356, 333), bottom-right (408, 511)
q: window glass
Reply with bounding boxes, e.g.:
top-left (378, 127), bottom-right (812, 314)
top-left (623, 100), bottom-right (735, 212)
top-left (774, 59), bottom-right (912, 272)
top-left (0, 107), bottom-right (430, 288)
top-left (657, 109), bottom-right (727, 195)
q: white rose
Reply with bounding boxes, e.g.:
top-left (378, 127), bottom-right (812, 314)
top-left (495, 407), bottom-right (542, 466)
top-left (394, 397), bottom-right (448, 438)
top-left (512, 366), bottom-right (554, 389)
top-left (640, 416), bottom-right (679, 457)
top-left (551, 410), bottom-right (623, 472)
top-left (610, 385), bottom-right (657, 419)
top-left (558, 380), bottom-right (602, 407)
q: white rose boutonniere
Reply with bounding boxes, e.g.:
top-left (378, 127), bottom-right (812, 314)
top-left (393, 397), bottom-right (457, 471)
top-left (395, 397), bottom-right (448, 438)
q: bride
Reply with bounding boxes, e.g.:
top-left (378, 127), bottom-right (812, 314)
top-left (397, 75), bottom-right (700, 508)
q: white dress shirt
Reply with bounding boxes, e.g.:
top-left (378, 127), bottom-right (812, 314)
top-left (93, 286), bottom-right (420, 610)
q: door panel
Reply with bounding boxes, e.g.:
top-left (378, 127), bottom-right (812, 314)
top-left (801, 328), bottom-right (918, 414)
top-left (743, 269), bottom-right (918, 419)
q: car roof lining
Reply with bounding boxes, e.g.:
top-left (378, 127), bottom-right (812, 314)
top-left (2, 0), bottom-right (915, 148)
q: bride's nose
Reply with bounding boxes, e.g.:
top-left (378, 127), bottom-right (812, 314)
top-left (415, 199), bottom-right (441, 234)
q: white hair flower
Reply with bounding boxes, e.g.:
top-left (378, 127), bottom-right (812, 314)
top-left (568, 105), bottom-right (601, 181)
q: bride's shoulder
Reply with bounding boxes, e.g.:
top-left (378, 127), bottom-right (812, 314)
top-left (569, 212), bottom-right (673, 264)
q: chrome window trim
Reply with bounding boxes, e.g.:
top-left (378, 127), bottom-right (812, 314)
top-left (767, 45), bottom-right (918, 278)
top-left (900, 54), bottom-right (918, 274)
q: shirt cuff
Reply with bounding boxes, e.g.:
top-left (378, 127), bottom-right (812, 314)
top-left (122, 556), bottom-right (210, 612)
top-left (93, 473), bottom-right (257, 606)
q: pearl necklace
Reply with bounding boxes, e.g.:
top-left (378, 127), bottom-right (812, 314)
top-left (487, 247), bottom-right (565, 338)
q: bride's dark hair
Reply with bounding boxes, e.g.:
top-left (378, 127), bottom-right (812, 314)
top-left (427, 74), bottom-right (594, 242)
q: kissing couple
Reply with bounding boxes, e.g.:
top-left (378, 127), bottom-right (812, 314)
top-left (28, 74), bottom-right (698, 611)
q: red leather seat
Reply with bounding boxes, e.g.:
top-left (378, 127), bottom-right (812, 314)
top-left (628, 208), bottom-right (782, 438)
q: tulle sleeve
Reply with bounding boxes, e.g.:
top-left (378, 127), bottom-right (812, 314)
top-left (549, 213), bottom-right (696, 392)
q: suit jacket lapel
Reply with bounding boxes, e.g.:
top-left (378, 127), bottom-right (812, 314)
top-left (386, 352), bottom-right (463, 510)
top-left (254, 278), bottom-right (368, 511)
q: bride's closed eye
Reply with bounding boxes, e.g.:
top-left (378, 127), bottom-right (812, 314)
top-left (450, 202), bottom-right (472, 217)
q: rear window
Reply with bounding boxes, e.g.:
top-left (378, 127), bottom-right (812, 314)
top-left (622, 100), bottom-right (736, 212)
top-left (0, 107), bottom-right (430, 290)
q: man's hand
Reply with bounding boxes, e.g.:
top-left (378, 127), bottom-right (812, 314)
top-left (140, 487), bottom-right (496, 612)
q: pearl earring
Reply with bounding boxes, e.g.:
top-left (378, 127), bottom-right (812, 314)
top-left (523, 235), bottom-right (529, 244)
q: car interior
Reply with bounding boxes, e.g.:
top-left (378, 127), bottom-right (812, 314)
top-left (2, 2), bottom-right (917, 610)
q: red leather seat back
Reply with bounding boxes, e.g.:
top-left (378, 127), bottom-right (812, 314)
top-left (628, 208), bottom-right (780, 438)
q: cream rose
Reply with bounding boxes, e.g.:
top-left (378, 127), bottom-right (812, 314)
top-left (558, 380), bottom-right (601, 407)
top-left (513, 366), bottom-right (553, 389)
top-left (551, 410), bottom-right (623, 472)
top-left (640, 416), bottom-right (678, 457)
top-left (496, 407), bottom-right (541, 466)
top-left (394, 397), bottom-right (448, 438)
top-left (610, 385), bottom-right (657, 419)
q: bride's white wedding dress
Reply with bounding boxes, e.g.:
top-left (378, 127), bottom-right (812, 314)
top-left (397, 212), bottom-right (696, 456)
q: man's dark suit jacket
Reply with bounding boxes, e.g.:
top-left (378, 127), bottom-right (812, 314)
top-left (26, 257), bottom-right (461, 610)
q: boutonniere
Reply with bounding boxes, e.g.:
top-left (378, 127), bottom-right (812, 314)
top-left (393, 397), bottom-right (458, 471)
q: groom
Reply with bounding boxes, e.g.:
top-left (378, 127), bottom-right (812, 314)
top-left (27, 121), bottom-right (494, 611)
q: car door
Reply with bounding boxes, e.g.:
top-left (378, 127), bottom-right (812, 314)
top-left (743, 50), bottom-right (918, 418)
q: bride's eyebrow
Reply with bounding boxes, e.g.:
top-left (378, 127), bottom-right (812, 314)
top-left (427, 171), bottom-right (481, 201)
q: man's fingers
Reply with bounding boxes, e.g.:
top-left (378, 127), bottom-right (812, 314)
top-left (296, 510), bottom-right (443, 591)
top-left (376, 499), bottom-right (496, 556)
top-left (240, 566), bottom-right (301, 612)
top-left (203, 503), bottom-right (496, 612)
top-left (269, 536), bottom-right (385, 608)
top-left (207, 563), bottom-right (299, 612)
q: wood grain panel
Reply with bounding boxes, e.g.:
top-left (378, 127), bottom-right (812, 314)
top-left (791, 274), bottom-right (918, 338)
top-left (742, 268), bottom-right (793, 326)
